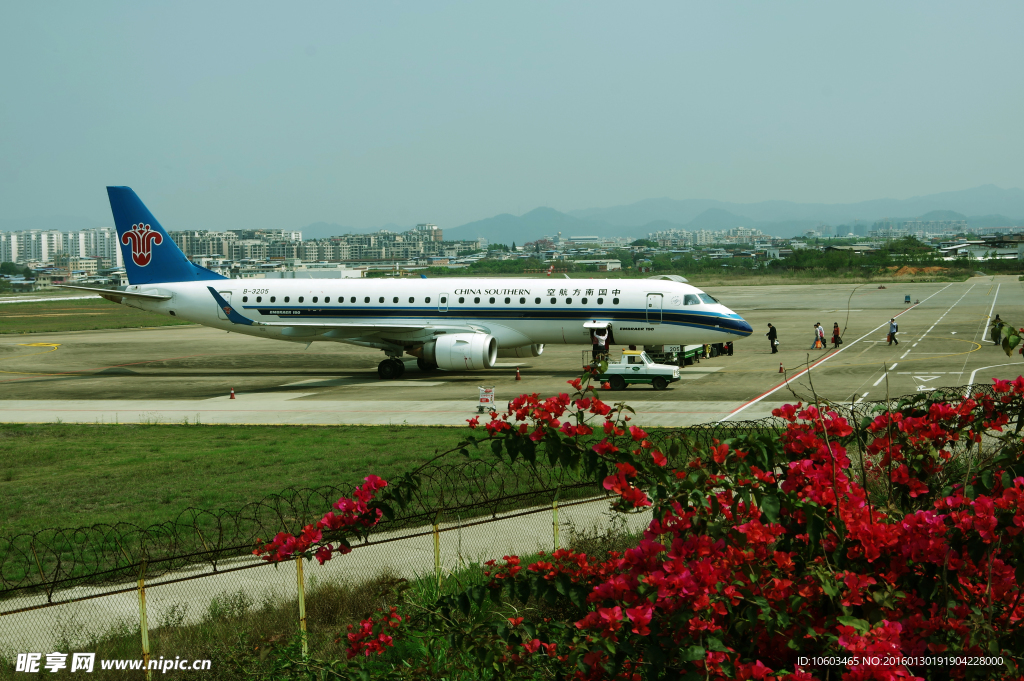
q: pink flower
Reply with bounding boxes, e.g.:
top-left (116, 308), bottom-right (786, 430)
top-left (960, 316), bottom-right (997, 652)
top-left (625, 604), bottom-right (653, 635)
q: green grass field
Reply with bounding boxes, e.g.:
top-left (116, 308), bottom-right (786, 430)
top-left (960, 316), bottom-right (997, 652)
top-left (0, 424), bottom-right (476, 537)
top-left (0, 298), bottom-right (192, 334)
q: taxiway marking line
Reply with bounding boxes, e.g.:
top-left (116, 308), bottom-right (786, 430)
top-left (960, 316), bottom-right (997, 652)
top-left (720, 283), bottom-right (953, 422)
top-left (896, 284), bottom-right (975, 363)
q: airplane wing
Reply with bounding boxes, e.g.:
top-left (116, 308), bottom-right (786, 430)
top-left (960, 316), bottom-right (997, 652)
top-left (56, 284), bottom-right (172, 301)
top-left (207, 287), bottom-right (478, 336)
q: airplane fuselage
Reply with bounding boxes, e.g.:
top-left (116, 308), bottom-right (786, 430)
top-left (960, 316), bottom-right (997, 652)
top-left (115, 276), bottom-right (752, 351)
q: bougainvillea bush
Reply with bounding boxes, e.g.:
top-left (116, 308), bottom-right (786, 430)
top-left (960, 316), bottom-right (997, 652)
top-left (258, 374), bottom-right (1024, 680)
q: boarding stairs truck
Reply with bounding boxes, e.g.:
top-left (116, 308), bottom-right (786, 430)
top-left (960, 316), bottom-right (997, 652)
top-left (597, 349), bottom-right (681, 391)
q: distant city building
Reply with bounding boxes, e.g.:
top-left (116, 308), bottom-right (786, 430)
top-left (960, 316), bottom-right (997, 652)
top-left (0, 227), bottom-right (122, 267)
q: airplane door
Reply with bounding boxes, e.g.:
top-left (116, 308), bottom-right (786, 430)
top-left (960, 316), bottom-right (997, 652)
top-left (216, 291), bottom-right (233, 320)
top-left (646, 293), bottom-right (663, 324)
top-left (438, 293), bottom-right (449, 313)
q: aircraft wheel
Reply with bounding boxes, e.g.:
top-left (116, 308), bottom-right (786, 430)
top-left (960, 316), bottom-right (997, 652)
top-left (652, 376), bottom-right (668, 391)
top-left (609, 375), bottom-right (626, 391)
top-left (378, 359), bottom-right (401, 380)
top-left (395, 359), bottom-right (406, 378)
top-left (417, 358), bottom-right (437, 372)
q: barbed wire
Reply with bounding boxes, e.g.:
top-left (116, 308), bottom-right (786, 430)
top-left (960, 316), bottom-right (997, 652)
top-left (0, 383), bottom-right (1007, 600)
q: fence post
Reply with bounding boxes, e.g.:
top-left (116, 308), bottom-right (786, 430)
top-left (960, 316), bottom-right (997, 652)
top-left (296, 557), bottom-right (308, 657)
top-left (137, 563), bottom-right (151, 681)
top-left (552, 500), bottom-right (560, 551)
top-left (433, 520), bottom-right (441, 590)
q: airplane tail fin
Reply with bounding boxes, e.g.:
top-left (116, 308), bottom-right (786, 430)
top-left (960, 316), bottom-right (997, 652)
top-left (107, 186), bottom-right (226, 285)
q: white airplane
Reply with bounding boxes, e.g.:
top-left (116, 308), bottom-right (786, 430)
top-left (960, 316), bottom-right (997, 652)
top-left (61, 187), bottom-right (753, 379)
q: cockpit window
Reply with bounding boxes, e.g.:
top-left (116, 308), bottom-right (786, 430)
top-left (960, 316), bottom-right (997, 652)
top-left (684, 294), bottom-right (701, 306)
top-left (698, 293), bottom-right (719, 305)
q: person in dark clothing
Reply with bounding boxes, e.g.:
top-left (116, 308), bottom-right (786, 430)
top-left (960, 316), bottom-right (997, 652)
top-left (888, 318), bottom-right (899, 345)
top-left (992, 314), bottom-right (1003, 346)
top-left (832, 322), bottom-right (842, 349)
top-left (766, 323), bottom-right (778, 354)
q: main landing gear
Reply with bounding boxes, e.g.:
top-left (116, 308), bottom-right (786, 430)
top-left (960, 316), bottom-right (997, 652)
top-left (378, 358), bottom-right (406, 379)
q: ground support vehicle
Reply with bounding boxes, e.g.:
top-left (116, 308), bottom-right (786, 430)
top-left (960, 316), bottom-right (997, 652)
top-left (597, 350), bottom-right (681, 390)
top-left (643, 344), bottom-right (703, 366)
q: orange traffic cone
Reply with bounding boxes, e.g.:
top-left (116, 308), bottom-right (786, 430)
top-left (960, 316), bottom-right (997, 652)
top-left (779, 363), bottom-right (784, 374)
top-left (229, 388), bottom-right (236, 399)
top-left (515, 368), bottom-right (521, 381)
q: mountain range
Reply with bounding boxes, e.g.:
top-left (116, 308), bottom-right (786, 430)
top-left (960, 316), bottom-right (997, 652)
top-left (437, 185), bottom-right (1024, 243)
top-left (5, 185), bottom-right (1024, 244)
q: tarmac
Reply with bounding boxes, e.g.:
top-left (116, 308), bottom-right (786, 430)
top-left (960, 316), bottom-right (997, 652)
top-left (1, 275), bottom-right (1023, 426)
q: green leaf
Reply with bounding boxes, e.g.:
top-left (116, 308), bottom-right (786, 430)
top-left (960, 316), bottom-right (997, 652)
top-left (837, 615), bottom-right (870, 633)
top-left (981, 469), bottom-right (994, 491)
top-left (457, 592), bottom-right (471, 616)
top-left (706, 636), bottom-right (730, 652)
top-left (681, 645), bottom-right (706, 661)
top-left (808, 510), bottom-right (824, 549)
top-left (760, 491), bottom-right (781, 524)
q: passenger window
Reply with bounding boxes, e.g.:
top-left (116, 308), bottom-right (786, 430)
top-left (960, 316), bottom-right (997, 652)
top-left (474, 297), bottom-right (480, 304)
top-left (311, 296), bottom-right (317, 303)
top-left (379, 297), bottom-right (385, 303)
top-left (489, 297), bottom-right (495, 304)
top-left (581, 297), bottom-right (588, 304)
top-left (325, 297), bottom-right (330, 303)
top-left (350, 297), bottom-right (355, 303)
top-left (393, 297), bottom-right (399, 303)
top-left (565, 298), bottom-right (572, 304)
top-left (459, 297), bottom-right (465, 303)
top-left (284, 296), bottom-right (289, 303)
top-left (270, 296), bottom-right (276, 303)
top-left (550, 297), bottom-right (557, 304)
top-left (256, 296), bottom-right (262, 303)
top-left (520, 297), bottom-right (526, 304)
top-left (535, 297), bottom-right (541, 304)
top-left (613, 297), bottom-right (619, 305)
top-left (504, 297), bottom-right (510, 304)
top-left (409, 297), bottom-right (414, 303)
top-left (242, 296), bottom-right (248, 302)
top-left (425, 297), bottom-right (431, 303)
top-left (298, 296), bottom-right (304, 303)
top-left (364, 297), bottom-right (370, 303)
top-left (684, 294), bottom-right (700, 306)
top-left (597, 297), bottom-right (603, 304)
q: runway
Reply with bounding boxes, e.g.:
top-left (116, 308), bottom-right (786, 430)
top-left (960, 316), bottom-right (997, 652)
top-left (2, 275), bottom-right (1023, 426)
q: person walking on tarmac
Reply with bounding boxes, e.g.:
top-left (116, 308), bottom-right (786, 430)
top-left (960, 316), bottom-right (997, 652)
top-left (888, 318), bottom-right (899, 346)
top-left (767, 323), bottom-right (778, 353)
top-left (991, 314), bottom-right (1003, 346)
top-left (831, 322), bottom-right (842, 349)
top-left (812, 322), bottom-right (826, 349)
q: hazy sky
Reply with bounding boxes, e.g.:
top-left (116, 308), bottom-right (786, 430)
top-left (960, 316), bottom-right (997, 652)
top-left (2, 2), bottom-right (1022, 230)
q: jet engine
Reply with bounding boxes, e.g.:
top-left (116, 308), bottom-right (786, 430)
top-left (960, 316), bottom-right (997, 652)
top-left (420, 333), bottom-right (497, 370)
top-left (496, 343), bottom-right (544, 358)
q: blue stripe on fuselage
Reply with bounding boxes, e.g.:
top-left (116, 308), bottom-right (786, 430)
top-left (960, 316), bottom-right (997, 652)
top-left (241, 305), bottom-right (753, 337)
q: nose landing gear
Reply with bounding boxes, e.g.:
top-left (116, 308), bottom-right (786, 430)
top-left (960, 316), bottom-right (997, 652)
top-left (378, 358), bottom-right (406, 379)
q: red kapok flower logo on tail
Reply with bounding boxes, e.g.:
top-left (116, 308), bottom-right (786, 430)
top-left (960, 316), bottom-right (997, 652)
top-left (121, 223), bottom-right (163, 266)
